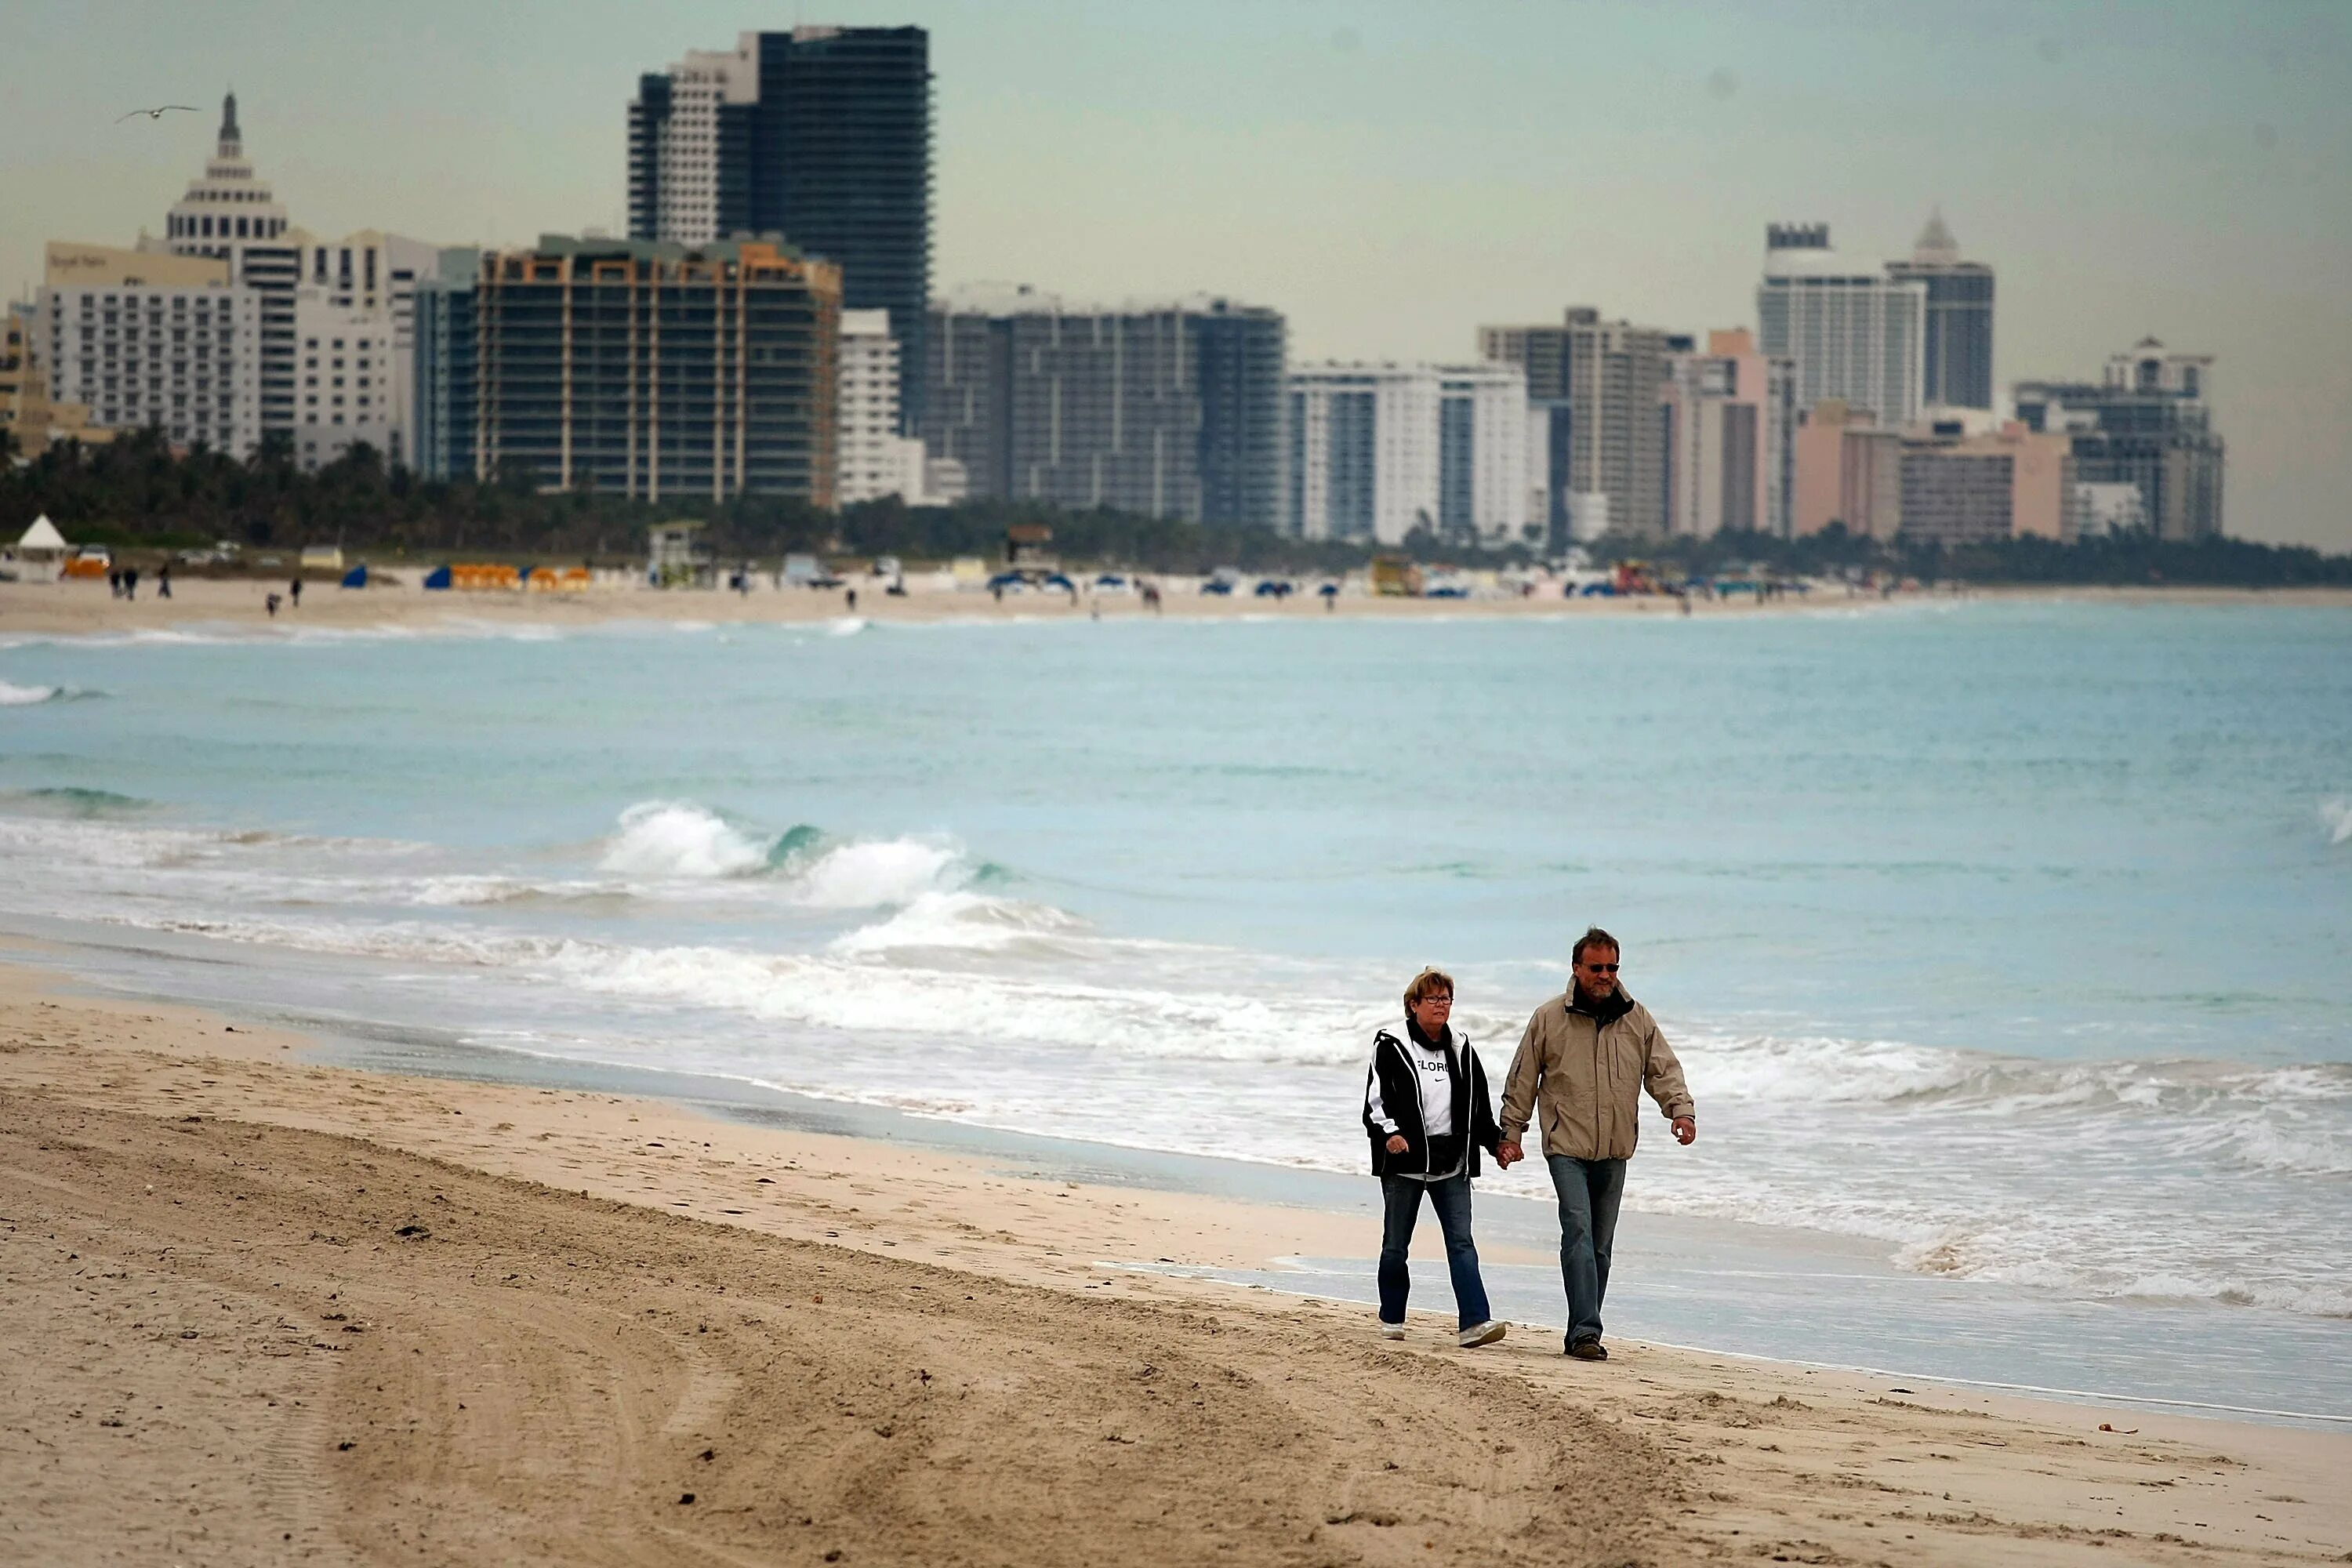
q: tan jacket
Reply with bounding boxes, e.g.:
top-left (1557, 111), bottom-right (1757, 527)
top-left (1497, 990), bottom-right (1695, 1161)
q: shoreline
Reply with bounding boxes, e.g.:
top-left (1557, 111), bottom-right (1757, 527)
top-left (4, 952), bottom-right (2347, 1563)
top-left (5, 575), bottom-right (2350, 640)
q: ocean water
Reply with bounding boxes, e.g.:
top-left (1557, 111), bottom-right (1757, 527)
top-left (2, 601), bottom-right (2347, 1409)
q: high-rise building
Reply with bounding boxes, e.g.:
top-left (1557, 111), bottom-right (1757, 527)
top-left (157, 93), bottom-right (302, 448)
top-left (411, 235), bottom-right (840, 503)
top-left (1758, 223), bottom-right (1926, 430)
top-left (1661, 328), bottom-right (1797, 537)
top-left (630, 27), bottom-right (931, 431)
top-left (1286, 363), bottom-right (1441, 545)
top-left (35, 242), bottom-right (263, 457)
top-left (1478, 307), bottom-right (1677, 538)
top-left (2, 303), bottom-right (114, 459)
top-left (154, 94), bottom-right (440, 469)
top-left (1436, 365), bottom-right (1530, 546)
top-left (924, 287), bottom-right (1287, 528)
top-left (409, 249), bottom-right (479, 486)
top-left (1886, 209), bottom-right (1994, 412)
top-left (629, 49), bottom-right (757, 246)
top-left (836, 307), bottom-right (930, 503)
top-left (288, 231), bottom-right (442, 469)
top-left (2013, 339), bottom-right (2223, 540)
top-left (1897, 424), bottom-right (2077, 547)
top-left (1791, 399), bottom-right (1903, 539)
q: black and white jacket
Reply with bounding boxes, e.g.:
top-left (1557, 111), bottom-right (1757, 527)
top-left (1362, 1018), bottom-right (1503, 1181)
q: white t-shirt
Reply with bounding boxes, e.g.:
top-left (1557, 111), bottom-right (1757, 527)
top-left (1407, 1036), bottom-right (1454, 1138)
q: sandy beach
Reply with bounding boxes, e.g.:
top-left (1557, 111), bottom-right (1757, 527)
top-left (2, 956), bottom-right (2345, 1566)
top-left (6, 574), bottom-right (2347, 640)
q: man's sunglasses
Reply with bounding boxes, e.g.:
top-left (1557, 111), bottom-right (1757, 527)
top-left (1582, 962), bottom-right (1621, 974)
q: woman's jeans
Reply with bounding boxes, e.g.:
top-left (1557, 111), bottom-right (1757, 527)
top-left (1377, 1173), bottom-right (1493, 1330)
top-left (1546, 1154), bottom-right (1628, 1345)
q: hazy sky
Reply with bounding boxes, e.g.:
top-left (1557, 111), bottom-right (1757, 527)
top-left (7, 1), bottom-right (2348, 548)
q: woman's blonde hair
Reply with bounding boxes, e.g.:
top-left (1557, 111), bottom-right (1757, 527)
top-left (1403, 967), bottom-right (1455, 1009)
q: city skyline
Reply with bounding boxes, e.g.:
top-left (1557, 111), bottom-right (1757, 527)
top-left (4, 0), bottom-right (2347, 547)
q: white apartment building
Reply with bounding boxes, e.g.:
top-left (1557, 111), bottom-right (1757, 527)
top-left (149, 93), bottom-right (439, 469)
top-left (156, 93), bottom-right (303, 445)
top-left (38, 243), bottom-right (263, 456)
top-left (290, 230), bottom-right (440, 468)
top-left (655, 46), bottom-right (757, 245)
top-left (1287, 363), bottom-right (1442, 545)
top-left (1757, 223), bottom-right (1926, 430)
top-left (1436, 365), bottom-right (1529, 546)
top-left (836, 308), bottom-right (927, 504)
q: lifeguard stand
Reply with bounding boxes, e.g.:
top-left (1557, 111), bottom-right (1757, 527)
top-left (648, 521), bottom-right (715, 588)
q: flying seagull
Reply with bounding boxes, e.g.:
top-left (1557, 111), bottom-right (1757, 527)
top-left (118, 104), bottom-right (201, 122)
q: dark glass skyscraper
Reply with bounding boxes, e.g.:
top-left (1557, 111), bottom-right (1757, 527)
top-left (1886, 209), bottom-right (1995, 411)
top-left (630, 27), bottom-right (931, 432)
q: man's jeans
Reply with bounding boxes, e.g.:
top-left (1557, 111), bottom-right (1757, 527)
top-left (1377, 1173), bottom-right (1493, 1330)
top-left (1546, 1154), bottom-right (1628, 1345)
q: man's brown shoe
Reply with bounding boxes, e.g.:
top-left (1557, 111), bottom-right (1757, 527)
top-left (1566, 1337), bottom-right (1608, 1361)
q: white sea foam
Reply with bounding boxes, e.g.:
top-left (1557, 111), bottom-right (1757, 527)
top-left (598, 801), bottom-right (776, 879)
top-left (2324, 797), bottom-right (2352, 846)
top-left (1674, 1028), bottom-right (1975, 1103)
top-left (0, 678), bottom-right (60, 705)
top-left (826, 890), bottom-right (1089, 956)
top-left (822, 616), bottom-right (869, 638)
top-left (789, 837), bottom-right (964, 908)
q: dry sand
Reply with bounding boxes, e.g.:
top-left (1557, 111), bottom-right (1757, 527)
top-left (2, 957), bottom-right (2347, 1566)
top-left (9, 575), bottom-right (2340, 641)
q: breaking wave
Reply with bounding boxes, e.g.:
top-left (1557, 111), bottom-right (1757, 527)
top-left (2324, 797), bottom-right (2352, 847)
top-left (594, 800), bottom-right (978, 909)
top-left (0, 678), bottom-right (101, 705)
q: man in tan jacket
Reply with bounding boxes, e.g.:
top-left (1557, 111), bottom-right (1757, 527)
top-left (1497, 927), bottom-right (1696, 1360)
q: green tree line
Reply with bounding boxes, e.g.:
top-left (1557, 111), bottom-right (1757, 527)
top-left (6, 432), bottom-right (2347, 585)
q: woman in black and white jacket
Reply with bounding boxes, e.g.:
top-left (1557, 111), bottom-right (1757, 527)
top-left (1361, 967), bottom-right (1513, 1347)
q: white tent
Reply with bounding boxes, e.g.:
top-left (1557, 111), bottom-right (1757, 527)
top-left (12, 515), bottom-right (68, 583)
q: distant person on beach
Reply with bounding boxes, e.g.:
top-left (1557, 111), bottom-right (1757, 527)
top-left (289, 576), bottom-right (302, 608)
top-left (265, 591), bottom-right (281, 618)
top-left (107, 569), bottom-right (122, 599)
top-left (1497, 927), bottom-right (1696, 1362)
top-left (846, 586), bottom-right (858, 613)
top-left (123, 567), bottom-right (139, 601)
top-left (157, 563), bottom-right (172, 599)
top-left (1362, 967), bottom-right (1511, 1348)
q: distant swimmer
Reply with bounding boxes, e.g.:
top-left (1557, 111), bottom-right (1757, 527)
top-left (1497, 927), bottom-right (1696, 1362)
top-left (1362, 967), bottom-right (1509, 1348)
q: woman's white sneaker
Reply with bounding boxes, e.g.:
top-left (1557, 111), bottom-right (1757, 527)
top-left (1380, 1322), bottom-right (1407, 1340)
top-left (1457, 1320), bottom-right (1506, 1348)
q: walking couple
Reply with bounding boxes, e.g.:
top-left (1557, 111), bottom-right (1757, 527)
top-left (1359, 927), bottom-right (1697, 1359)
